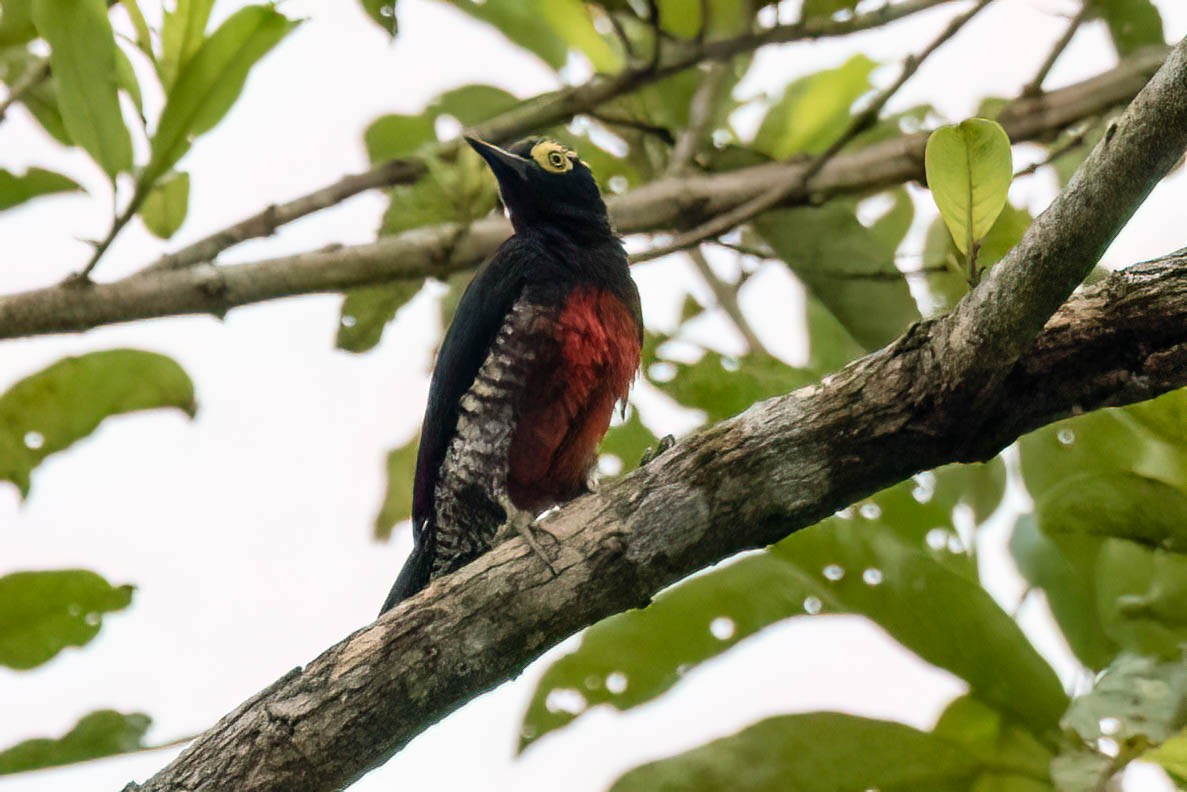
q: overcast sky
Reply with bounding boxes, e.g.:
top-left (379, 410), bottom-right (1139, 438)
top-left (1, 1), bottom-right (1185, 790)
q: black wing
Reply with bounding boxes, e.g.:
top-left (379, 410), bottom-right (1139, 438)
top-left (380, 238), bottom-right (534, 611)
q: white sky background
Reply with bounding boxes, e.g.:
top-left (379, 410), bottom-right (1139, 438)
top-left (0, 0), bottom-right (1185, 789)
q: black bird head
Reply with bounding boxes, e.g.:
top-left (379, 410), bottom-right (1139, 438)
top-left (465, 136), bottom-right (610, 238)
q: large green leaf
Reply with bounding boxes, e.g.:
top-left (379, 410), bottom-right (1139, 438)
top-left (1037, 472), bottom-right (1187, 553)
top-left (431, 84), bottom-right (520, 128)
top-left (522, 481), bottom-right (1060, 748)
top-left (1095, 539), bottom-right (1187, 658)
top-left (754, 200), bottom-right (920, 350)
top-left (925, 119), bottom-right (1013, 256)
top-left (654, 350), bottom-right (813, 422)
top-left (0, 710), bottom-right (149, 774)
top-left (375, 433), bottom-right (419, 540)
top-left (611, 713), bottom-right (980, 792)
top-left (147, 5), bottom-right (297, 184)
top-left (0, 0), bottom-right (36, 45)
top-left (932, 696), bottom-right (1053, 789)
top-left (1144, 729), bottom-right (1187, 784)
top-left (754, 54), bottom-right (876, 158)
top-left (1092, 0), bottom-right (1164, 56)
top-left (138, 170), bottom-right (190, 239)
top-left (337, 281), bottom-right (424, 354)
top-left (442, 0), bottom-right (619, 72)
top-left (363, 113), bottom-right (436, 163)
top-left (32, 0), bottom-right (133, 178)
top-left (379, 149), bottom-right (496, 236)
top-left (0, 570), bottom-right (133, 670)
top-left (0, 349), bottom-right (196, 496)
top-left (161, 0), bottom-right (215, 88)
top-left (0, 166), bottom-right (80, 210)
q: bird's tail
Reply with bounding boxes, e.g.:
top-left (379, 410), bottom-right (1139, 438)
top-left (379, 534), bottom-right (433, 615)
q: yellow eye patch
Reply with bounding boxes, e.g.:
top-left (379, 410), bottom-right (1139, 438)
top-left (530, 140), bottom-right (575, 173)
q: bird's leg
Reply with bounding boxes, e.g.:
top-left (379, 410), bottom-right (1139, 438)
top-left (640, 434), bottom-right (676, 466)
top-left (496, 493), bottom-right (559, 576)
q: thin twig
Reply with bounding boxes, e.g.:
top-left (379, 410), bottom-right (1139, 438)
top-left (588, 111), bottom-right (675, 143)
top-left (127, 0), bottom-right (957, 277)
top-left (632, 0), bottom-right (994, 264)
top-left (687, 247), bottom-right (769, 355)
top-left (667, 62), bottom-right (730, 174)
top-left (646, 0), bottom-right (662, 71)
top-left (1013, 117), bottom-right (1102, 177)
top-left (0, 58), bottom-right (50, 122)
top-left (1022, 3), bottom-right (1088, 97)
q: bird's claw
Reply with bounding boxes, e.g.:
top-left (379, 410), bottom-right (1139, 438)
top-left (497, 494), bottom-right (560, 576)
top-left (640, 434), bottom-right (676, 466)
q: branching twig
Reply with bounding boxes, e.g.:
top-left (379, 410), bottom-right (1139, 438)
top-left (686, 247), bottom-right (769, 355)
top-left (0, 58), bottom-right (49, 122)
top-left (1022, 2), bottom-right (1088, 97)
top-left (631, 0), bottom-right (994, 264)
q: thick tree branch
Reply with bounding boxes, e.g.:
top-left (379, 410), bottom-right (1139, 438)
top-left (124, 251), bottom-right (1187, 792)
top-left (145, 0), bottom-right (957, 272)
top-left (0, 48), bottom-right (1165, 341)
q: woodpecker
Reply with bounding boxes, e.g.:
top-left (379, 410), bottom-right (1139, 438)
top-left (379, 136), bottom-right (642, 614)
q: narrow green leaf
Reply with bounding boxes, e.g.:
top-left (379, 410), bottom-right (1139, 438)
top-left (148, 5), bottom-right (298, 184)
top-left (755, 201), bottom-right (920, 350)
top-left (32, 0), bottom-right (133, 178)
top-left (0, 350), bottom-right (196, 496)
top-left (1092, 0), bottom-right (1164, 56)
top-left (375, 434), bottom-right (419, 540)
top-left (120, 0), bottom-right (155, 64)
top-left (357, 0), bottom-right (398, 38)
top-left (0, 570), bottom-right (133, 670)
top-left (363, 113), bottom-right (435, 164)
top-left (337, 280), bottom-right (424, 353)
top-left (754, 54), bottom-right (876, 158)
top-left (139, 170), bottom-right (190, 239)
top-left (0, 166), bottom-right (81, 210)
top-left (161, 0), bottom-right (215, 88)
top-left (925, 119), bottom-right (1013, 255)
top-left (0, 710), bottom-right (149, 774)
top-left (0, 49), bottom-right (70, 144)
top-left (612, 713), bottom-right (980, 792)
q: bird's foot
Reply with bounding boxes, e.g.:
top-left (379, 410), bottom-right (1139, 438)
top-left (496, 494), bottom-right (560, 576)
top-left (640, 434), bottom-right (676, 466)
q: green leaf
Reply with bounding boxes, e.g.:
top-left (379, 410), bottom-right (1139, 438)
top-left (0, 49), bottom-right (70, 144)
top-left (114, 45), bottom-right (143, 115)
top-left (1037, 472), bottom-right (1187, 553)
top-left (933, 696), bottom-right (1053, 787)
top-left (0, 166), bottom-right (81, 210)
top-left (611, 713), bottom-right (980, 792)
top-left (1128, 387), bottom-right (1187, 446)
top-left (868, 188), bottom-right (915, 253)
top-left (380, 149), bottom-right (497, 236)
top-left (755, 201), bottom-right (920, 350)
top-left (654, 351), bottom-right (814, 423)
top-left (431, 84), bottom-right (520, 127)
top-left (375, 433), bottom-right (419, 540)
top-left (754, 54), bottom-right (876, 158)
top-left (161, 0), bottom-right (215, 88)
top-left (442, 0), bottom-right (620, 72)
top-left (337, 280), bottom-right (424, 353)
top-left (523, 496), bottom-right (1063, 748)
top-left (925, 204), bottom-right (1032, 311)
top-left (0, 349), bottom-right (196, 496)
top-left (0, 0), bottom-right (36, 45)
top-left (801, 0), bottom-right (860, 19)
top-left (805, 296), bottom-right (865, 373)
top-left (1095, 539), bottom-right (1187, 658)
top-left (925, 119), bottom-right (1013, 256)
top-left (32, 0), bottom-right (133, 178)
top-left (0, 710), bottom-right (149, 774)
top-left (1063, 653), bottom-right (1187, 747)
top-left (357, 0), bottom-right (398, 37)
top-left (138, 170), bottom-right (190, 239)
top-left (363, 113), bottom-right (436, 163)
top-left (1091, 0), bottom-right (1164, 56)
top-left (0, 570), bottom-right (133, 669)
top-left (148, 5), bottom-right (298, 184)
top-left (1145, 729), bottom-right (1187, 782)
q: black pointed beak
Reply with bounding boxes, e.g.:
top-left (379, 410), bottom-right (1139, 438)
top-left (465, 136), bottom-right (531, 182)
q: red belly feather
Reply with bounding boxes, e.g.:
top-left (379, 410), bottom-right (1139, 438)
top-left (508, 287), bottom-right (641, 511)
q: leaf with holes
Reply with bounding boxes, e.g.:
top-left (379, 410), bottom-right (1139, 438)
top-left (925, 119), bottom-right (1013, 256)
top-left (0, 349), bottom-right (196, 497)
top-left (0, 570), bottom-right (133, 670)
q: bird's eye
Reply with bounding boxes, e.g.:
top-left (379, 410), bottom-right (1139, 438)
top-left (531, 141), bottom-right (575, 173)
